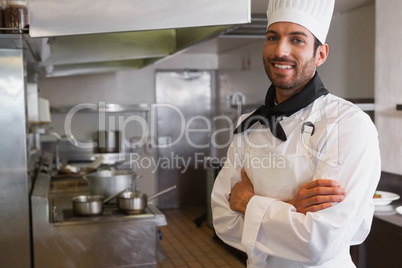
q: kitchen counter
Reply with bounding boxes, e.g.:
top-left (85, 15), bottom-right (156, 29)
top-left (363, 201), bottom-right (402, 268)
top-left (373, 199), bottom-right (402, 228)
top-left (31, 159), bottom-right (167, 268)
top-left (371, 172), bottom-right (402, 228)
top-left (360, 187), bottom-right (402, 268)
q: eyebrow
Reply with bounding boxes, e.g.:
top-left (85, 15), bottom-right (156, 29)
top-left (266, 30), bottom-right (309, 38)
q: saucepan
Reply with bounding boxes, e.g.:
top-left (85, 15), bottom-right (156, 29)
top-left (117, 185), bottom-right (177, 214)
top-left (83, 170), bottom-right (138, 203)
top-left (97, 130), bottom-right (120, 153)
top-left (72, 188), bottom-right (127, 216)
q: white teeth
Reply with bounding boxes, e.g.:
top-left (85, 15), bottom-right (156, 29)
top-left (274, 64), bottom-right (293, 69)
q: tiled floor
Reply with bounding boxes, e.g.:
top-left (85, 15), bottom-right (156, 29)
top-left (157, 207), bottom-right (247, 268)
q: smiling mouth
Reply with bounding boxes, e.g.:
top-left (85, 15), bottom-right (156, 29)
top-left (273, 63), bottom-right (294, 70)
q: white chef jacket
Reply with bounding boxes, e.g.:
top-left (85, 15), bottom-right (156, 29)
top-left (211, 93), bottom-right (381, 268)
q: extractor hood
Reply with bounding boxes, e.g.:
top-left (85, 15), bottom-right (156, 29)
top-left (25, 0), bottom-right (251, 77)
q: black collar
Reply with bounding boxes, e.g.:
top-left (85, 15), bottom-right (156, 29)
top-left (233, 72), bottom-right (329, 141)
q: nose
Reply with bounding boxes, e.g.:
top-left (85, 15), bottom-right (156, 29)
top-left (274, 39), bottom-right (291, 58)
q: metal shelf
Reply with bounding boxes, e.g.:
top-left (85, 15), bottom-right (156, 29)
top-left (50, 103), bottom-right (150, 113)
top-left (0, 33), bottom-right (27, 49)
top-left (0, 33), bottom-right (50, 65)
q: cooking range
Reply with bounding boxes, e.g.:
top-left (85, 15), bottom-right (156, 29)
top-left (31, 153), bottom-right (167, 268)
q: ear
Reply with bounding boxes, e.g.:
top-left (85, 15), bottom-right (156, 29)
top-left (316, 44), bottom-right (329, 67)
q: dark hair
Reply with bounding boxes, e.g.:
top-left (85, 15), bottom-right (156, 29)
top-left (314, 37), bottom-right (323, 54)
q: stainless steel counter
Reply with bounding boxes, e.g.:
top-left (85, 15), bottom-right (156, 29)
top-left (31, 160), bottom-right (166, 268)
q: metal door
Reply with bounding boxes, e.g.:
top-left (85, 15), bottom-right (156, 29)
top-left (0, 49), bottom-right (31, 267)
top-left (154, 70), bottom-right (214, 209)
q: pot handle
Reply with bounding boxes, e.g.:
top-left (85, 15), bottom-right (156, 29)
top-left (103, 188), bottom-right (128, 204)
top-left (148, 185), bottom-right (177, 201)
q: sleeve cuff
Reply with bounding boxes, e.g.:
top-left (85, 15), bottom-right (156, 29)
top-left (241, 195), bottom-right (276, 255)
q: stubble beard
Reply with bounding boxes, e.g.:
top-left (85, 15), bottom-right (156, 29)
top-left (263, 56), bottom-right (317, 91)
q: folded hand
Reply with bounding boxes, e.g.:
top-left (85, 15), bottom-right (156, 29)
top-left (287, 179), bottom-right (345, 215)
top-left (229, 168), bottom-right (255, 214)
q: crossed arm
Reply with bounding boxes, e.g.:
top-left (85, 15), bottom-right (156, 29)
top-left (229, 168), bottom-right (345, 215)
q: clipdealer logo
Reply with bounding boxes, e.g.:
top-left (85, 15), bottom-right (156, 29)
top-left (128, 151), bottom-right (286, 174)
top-left (63, 102), bottom-right (237, 150)
top-left (61, 101), bottom-right (341, 171)
top-left (129, 152), bottom-right (223, 174)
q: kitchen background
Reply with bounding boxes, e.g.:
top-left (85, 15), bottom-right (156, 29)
top-left (38, 1), bottom-right (378, 207)
top-left (1, 0), bottom-right (402, 267)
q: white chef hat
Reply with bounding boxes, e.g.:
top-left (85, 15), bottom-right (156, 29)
top-left (266, 0), bottom-right (335, 44)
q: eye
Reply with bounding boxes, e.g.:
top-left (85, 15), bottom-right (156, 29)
top-left (266, 35), bottom-right (279, 42)
top-left (292, 38), bottom-right (304, 44)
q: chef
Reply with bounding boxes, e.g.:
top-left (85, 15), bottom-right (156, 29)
top-left (211, 0), bottom-right (381, 267)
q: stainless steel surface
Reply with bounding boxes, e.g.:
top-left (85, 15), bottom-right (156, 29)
top-left (28, 0), bottom-right (250, 37)
top-left (94, 160), bottom-right (129, 172)
top-left (103, 188), bottom-right (129, 204)
top-left (50, 103), bottom-right (151, 113)
top-left (72, 189), bottom-right (127, 216)
top-left (87, 156), bottom-right (104, 170)
top-left (155, 70), bottom-right (215, 208)
top-left (31, 160), bottom-right (167, 268)
top-left (0, 34), bottom-right (50, 63)
top-left (0, 49), bottom-right (31, 268)
top-left (97, 130), bottom-right (120, 153)
top-left (118, 185), bottom-right (177, 214)
top-left (25, 0), bottom-right (251, 77)
top-left (118, 192), bottom-right (147, 214)
top-left (72, 188), bottom-right (127, 216)
top-left (72, 195), bottom-right (104, 216)
top-left (36, 27), bottom-right (232, 77)
top-left (221, 13), bottom-right (267, 39)
top-left (47, 132), bottom-right (79, 170)
top-left (0, 2), bottom-right (252, 77)
top-left (40, 151), bottom-right (134, 173)
top-left (1, 1), bottom-right (374, 77)
top-left (83, 169), bottom-right (137, 200)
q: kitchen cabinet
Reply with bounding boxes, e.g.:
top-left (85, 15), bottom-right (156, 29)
top-left (365, 215), bottom-right (402, 268)
top-left (356, 172), bottom-right (402, 268)
top-left (31, 153), bottom-right (168, 268)
top-left (350, 204), bottom-right (402, 268)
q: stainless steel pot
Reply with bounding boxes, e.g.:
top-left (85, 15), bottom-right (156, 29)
top-left (83, 170), bottom-right (137, 201)
top-left (97, 130), bottom-right (120, 153)
top-left (72, 188), bottom-right (127, 216)
top-left (117, 185), bottom-right (176, 214)
top-left (72, 195), bottom-right (104, 216)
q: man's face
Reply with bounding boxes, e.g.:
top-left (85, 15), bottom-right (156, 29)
top-left (263, 22), bottom-right (321, 93)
